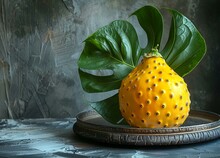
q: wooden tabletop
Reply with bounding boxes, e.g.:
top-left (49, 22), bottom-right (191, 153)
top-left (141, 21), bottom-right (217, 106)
top-left (0, 118), bottom-right (220, 157)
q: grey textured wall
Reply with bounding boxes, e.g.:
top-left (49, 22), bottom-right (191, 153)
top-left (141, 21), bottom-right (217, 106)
top-left (0, 0), bottom-right (219, 118)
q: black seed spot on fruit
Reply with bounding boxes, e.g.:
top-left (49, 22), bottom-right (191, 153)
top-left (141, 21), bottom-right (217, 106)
top-left (175, 117), bottom-right (179, 120)
top-left (146, 99), bottom-right (151, 104)
top-left (162, 63), bottom-right (165, 66)
top-left (165, 79), bottom-right (169, 82)
top-left (182, 115), bottom-right (185, 119)
top-left (152, 83), bottom-right (157, 87)
top-left (153, 60), bottom-right (156, 63)
top-left (146, 65), bottom-right (150, 68)
top-left (146, 112), bottom-right (151, 116)
top-left (136, 77), bottom-right (140, 81)
top-left (175, 83), bottom-right (178, 86)
top-left (146, 79), bottom-right (150, 83)
top-left (180, 81), bottom-right (184, 84)
top-left (186, 102), bottom-right (189, 106)
top-left (155, 111), bottom-right (160, 116)
top-left (164, 124), bottom-right (168, 128)
top-left (170, 93), bottom-right (174, 99)
top-left (152, 76), bottom-right (156, 79)
top-left (131, 113), bottom-right (134, 117)
top-left (158, 71), bottom-right (162, 74)
top-left (126, 87), bottom-right (130, 91)
top-left (141, 119), bottom-right (145, 123)
top-left (158, 78), bottom-right (162, 82)
top-left (169, 73), bottom-right (172, 75)
top-left (122, 109), bottom-right (125, 113)
top-left (154, 96), bottom-right (159, 101)
top-left (161, 90), bottom-right (165, 94)
top-left (166, 112), bottom-right (171, 117)
top-left (161, 104), bottom-right (166, 108)
top-left (158, 62), bottom-right (161, 65)
top-left (154, 66), bottom-right (157, 69)
top-left (174, 104), bottom-right (178, 109)
top-left (129, 80), bottom-right (132, 84)
top-left (126, 103), bottom-right (129, 107)
top-left (174, 123), bottom-right (178, 126)
top-left (147, 87), bottom-right (152, 91)
top-left (137, 92), bottom-right (142, 97)
top-left (148, 71), bottom-right (152, 74)
top-left (180, 95), bottom-right (183, 100)
top-left (140, 104), bottom-right (144, 108)
top-left (180, 107), bottom-right (183, 111)
top-left (158, 121), bottom-right (161, 124)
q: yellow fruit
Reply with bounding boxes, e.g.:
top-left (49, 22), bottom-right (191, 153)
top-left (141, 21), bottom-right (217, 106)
top-left (119, 49), bottom-right (191, 128)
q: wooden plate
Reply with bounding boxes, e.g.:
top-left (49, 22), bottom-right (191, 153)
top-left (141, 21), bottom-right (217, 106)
top-left (73, 110), bottom-right (220, 146)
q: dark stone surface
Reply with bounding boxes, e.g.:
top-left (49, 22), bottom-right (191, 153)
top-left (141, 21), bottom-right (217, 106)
top-left (0, 118), bottom-right (220, 157)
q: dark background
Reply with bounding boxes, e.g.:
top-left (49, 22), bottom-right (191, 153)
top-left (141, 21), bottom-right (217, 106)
top-left (0, 0), bottom-right (219, 118)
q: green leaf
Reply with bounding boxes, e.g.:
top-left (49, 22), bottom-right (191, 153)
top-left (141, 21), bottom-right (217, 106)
top-left (78, 20), bottom-right (143, 123)
top-left (78, 69), bottom-right (121, 93)
top-left (78, 20), bottom-right (144, 124)
top-left (161, 9), bottom-right (207, 77)
top-left (78, 20), bottom-right (142, 93)
top-left (131, 5), bottom-right (163, 52)
top-left (90, 94), bottom-right (126, 124)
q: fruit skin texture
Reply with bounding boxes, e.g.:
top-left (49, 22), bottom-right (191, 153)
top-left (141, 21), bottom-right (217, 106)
top-left (119, 55), bottom-right (191, 128)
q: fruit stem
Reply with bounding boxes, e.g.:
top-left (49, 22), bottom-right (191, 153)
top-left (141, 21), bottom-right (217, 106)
top-left (144, 44), bottom-right (162, 58)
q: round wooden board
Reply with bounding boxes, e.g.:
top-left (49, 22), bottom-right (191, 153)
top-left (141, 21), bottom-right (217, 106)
top-left (73, 110), bottom-right (220, 146)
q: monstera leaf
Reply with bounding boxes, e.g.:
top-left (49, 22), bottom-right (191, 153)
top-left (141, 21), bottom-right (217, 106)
top-left (77, 6), bottom-right (206, 124)
top-left (160, 9), bottom-right (206, 76)
top-left (131, 6), bottom-right (163, 52)
top-left (78, 20), bottom-right (142, 93)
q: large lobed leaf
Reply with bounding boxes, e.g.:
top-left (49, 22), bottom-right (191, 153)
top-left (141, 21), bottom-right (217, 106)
top-left (78, 20), bottom-right (142, 93)
top-left (161, 9), bottom-right (206, 77)
top-left (78, 20), bottom-right (144, 124)
top-left (131, 5), bottom-right (163, 52)
top-left (77, 6), bottom-right (206, 124)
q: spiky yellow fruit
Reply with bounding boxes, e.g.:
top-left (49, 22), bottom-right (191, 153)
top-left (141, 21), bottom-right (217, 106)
top-left (119, 50), bottom-right (191, 128)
